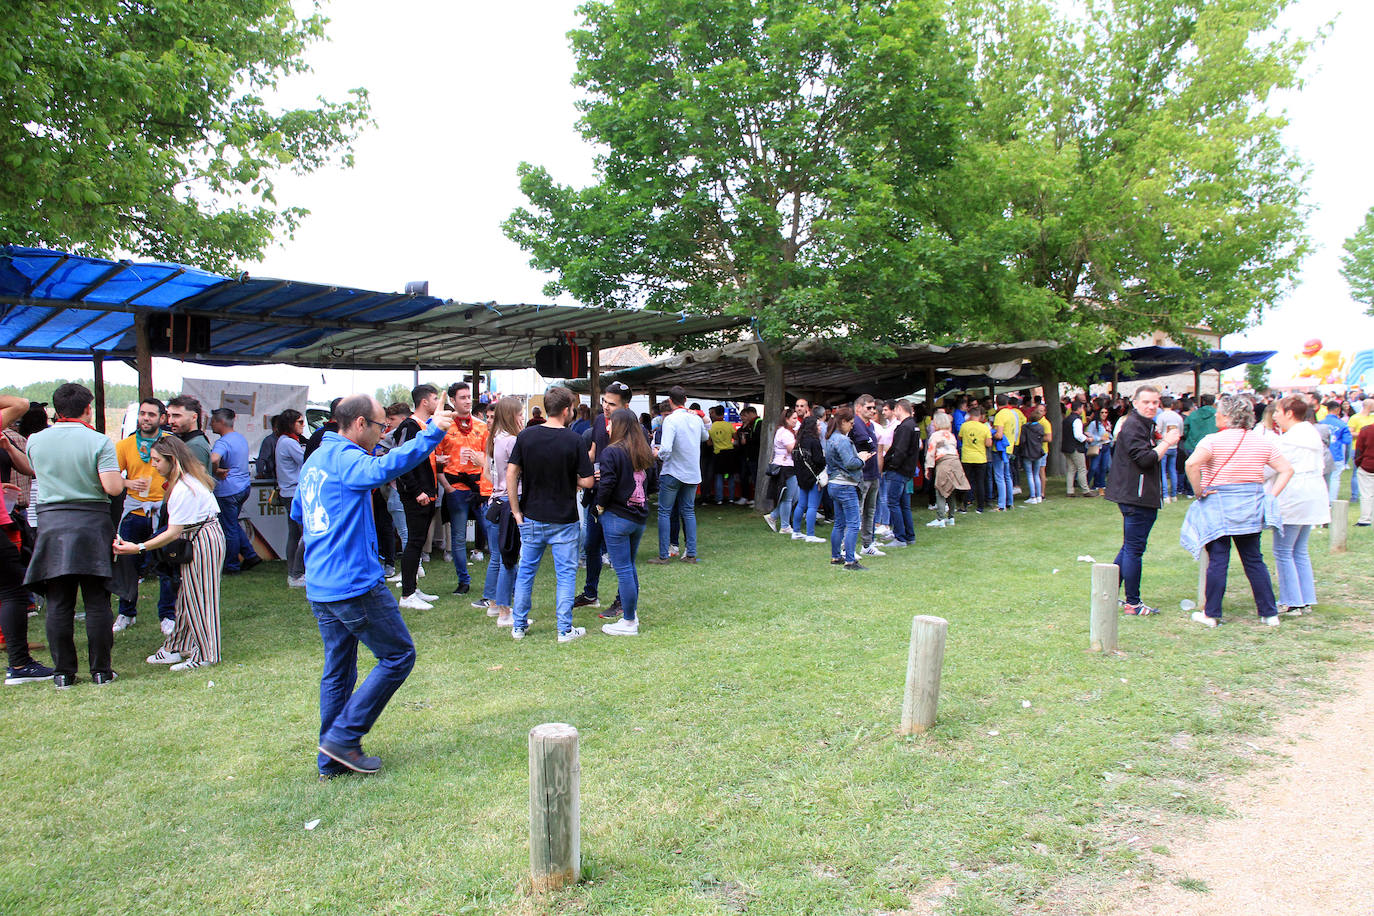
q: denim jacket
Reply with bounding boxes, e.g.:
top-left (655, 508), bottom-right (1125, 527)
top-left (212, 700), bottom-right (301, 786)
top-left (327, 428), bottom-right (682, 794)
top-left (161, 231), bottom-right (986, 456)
top-left (824, 431), bottom-right (864, 486)
top-left (1179, 482), bottom-right (1283, 559)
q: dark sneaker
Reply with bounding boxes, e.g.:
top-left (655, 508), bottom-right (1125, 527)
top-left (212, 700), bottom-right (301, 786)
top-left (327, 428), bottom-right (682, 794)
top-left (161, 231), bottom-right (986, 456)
top-left (317, 741), bottom-right (381, 774)
top-left (843, 561), bottom-right (868, 571)
top-left (598, 597), bottom-right (623, 620)
top-left (680, 555), bottom-right (699, 564)
top-left (572, 593), bottom-right (601, 609)
top-left (92, 670), bottom-right (119, 685)
top-left (646, 556), bottom-right (674, 565)
top-left (53, 673), bottom-right (78, 690)
top-left (830, 557), bottom-right (845, 565)
top-left (5, 661), bottom-right (55, 685)
top-left (453, 582), bottom-right (470, 595)
top-left (241, 556), bottom-right (262, 572)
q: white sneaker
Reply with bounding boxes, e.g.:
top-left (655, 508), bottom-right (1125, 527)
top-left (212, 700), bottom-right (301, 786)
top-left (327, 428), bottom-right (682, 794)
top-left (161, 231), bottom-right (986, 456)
top-left (791, 532), bottom-right (806, 540)
top-left (734, 498), bottom-right (749, 506)
top-left (421, 553), bottom-right (430, 563)
top-left (511, 626), bottom-right (525, 640)
top-left (160, 618), bottom-right (176, 636)
top-left (170, 658), bottom-right (207, 672)
top-left (1263, 615), bottom-right (1281, 627)
top-left (414, 589), bottom-right (439, 602)
top-left (780, 526), bottom-right (794, 535)
top-left (875, 525), bottom-right (893, 539)
top-left (112, 614), bottom-right (136, 632)
top-left (602, 618), bottom-right (639, 636)
top-left (399, 593), bottom-right (434, 611)
top-left (386, 573), bottom-right (403, 583)
top-left (287, 576), bottom-right (306, 588)
top-left (557, 626), bottom-right (587, 643)
top-left (471, 550), bottom-right (484, 562)
top-left (668, 545), bottom-right (680, 557)
top-left (496, 611), bottom-right (513, 627)
top-left (926, 518), bottom-right (946, 528)
top-left (763, 515), bottom-right (778, 533)
top-left (417, 565), bottom-right (426, 578)
top-left (945, 517), bottom-right (954, 526)
top-left (1190, 611), bottom-right (1219, 628)
top-left (861, 545), bottom-right (886, 557)
top-left (146, 647), bottom-right (183, 665)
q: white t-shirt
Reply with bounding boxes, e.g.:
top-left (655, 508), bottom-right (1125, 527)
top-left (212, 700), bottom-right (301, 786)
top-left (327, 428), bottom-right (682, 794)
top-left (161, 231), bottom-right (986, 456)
top-left (167, 476), bottom-right (219, 526)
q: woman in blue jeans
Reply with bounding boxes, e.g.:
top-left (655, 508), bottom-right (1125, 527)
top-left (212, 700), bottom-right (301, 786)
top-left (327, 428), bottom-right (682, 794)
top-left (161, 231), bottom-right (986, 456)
top-left (823, 408), bottom-right (872, 570)
top-left (481, 398), bottom-right (523, 627)
top-left (595, 408), bottom-right (658, 636)
top-left (1270, 397), bottom-right (1331, 614)
top-left (790, 416), bottom-right (826, 541)
top-left (1086, 407), bottom-right (1114, 492)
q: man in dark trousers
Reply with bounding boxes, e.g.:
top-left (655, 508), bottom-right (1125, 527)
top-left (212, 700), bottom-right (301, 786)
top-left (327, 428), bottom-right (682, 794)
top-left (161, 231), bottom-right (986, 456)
top-left (1104, 384), bottom-right (1181, 616)
top-left (880, 399), bottom-right (919, 548)
top-left (393, 385), bottom-right (441, 610)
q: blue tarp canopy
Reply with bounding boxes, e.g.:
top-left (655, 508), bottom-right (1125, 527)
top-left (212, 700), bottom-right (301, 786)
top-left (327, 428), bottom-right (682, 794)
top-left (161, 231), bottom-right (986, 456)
top-left (0, 246), bottom-right (747, 369)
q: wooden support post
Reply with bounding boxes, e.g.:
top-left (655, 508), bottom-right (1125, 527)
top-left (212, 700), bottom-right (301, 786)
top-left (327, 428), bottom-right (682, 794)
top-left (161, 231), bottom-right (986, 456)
top-left (1111, 366), bottom-right (1119, 397)
top-left (1197, 555), bottom-right (1207, 609)
top-left (133, 312), bottom-right (153, 401)
top-left (900, 615), bottom-right (948, 735)
top-left (648, 387), bottom-right (657, 414)
top-left (1193, 367), bottom-right (1202, 398)
top-left (471, 360), bottom-right (482, 403)
top-left (1090, 563), bottom-right (1119, 653)
top-left (93, 353), bottom-right (106, 434)
top-left (588, 334), bottom-right (601, 416)
top-left (529, 723), bottom-right (580, 893)
top-left (925, 368), bottom-right (937, 409)
top-left (1330, 500), bottom-right (1349, 553)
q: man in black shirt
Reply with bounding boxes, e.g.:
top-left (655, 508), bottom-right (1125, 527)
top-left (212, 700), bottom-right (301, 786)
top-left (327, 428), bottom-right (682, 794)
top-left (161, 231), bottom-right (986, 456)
top-left (573, 380), bottom-right (632, 614)
top-left (507, 386), bottom-right (594, 642)
top-left (393, 385), bottom-right (441, 610)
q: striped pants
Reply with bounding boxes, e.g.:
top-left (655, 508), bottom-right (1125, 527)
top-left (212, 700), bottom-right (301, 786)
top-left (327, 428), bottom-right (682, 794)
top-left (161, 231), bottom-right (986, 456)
top-left (166, 521), bottom-right (226, 664)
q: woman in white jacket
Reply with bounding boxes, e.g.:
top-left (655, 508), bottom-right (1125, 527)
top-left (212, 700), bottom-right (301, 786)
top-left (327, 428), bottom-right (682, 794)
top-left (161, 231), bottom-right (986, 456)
top-left (1270, 396), bottom-right (1331, 615)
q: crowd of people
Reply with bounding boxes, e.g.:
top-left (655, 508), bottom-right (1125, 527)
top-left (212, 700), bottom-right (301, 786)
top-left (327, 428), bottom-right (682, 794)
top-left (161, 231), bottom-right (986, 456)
top-left (2, 375), bottom-right (1369, 776)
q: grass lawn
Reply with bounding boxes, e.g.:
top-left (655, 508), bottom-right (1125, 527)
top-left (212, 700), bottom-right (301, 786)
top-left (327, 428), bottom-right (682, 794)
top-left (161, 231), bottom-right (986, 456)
top-left (4, 484), bottom-right (1369, 915)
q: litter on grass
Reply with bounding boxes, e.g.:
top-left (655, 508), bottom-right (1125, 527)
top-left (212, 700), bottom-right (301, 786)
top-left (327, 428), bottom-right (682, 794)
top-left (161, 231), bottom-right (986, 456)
top-left (305, 819), bottom-right (320, 831)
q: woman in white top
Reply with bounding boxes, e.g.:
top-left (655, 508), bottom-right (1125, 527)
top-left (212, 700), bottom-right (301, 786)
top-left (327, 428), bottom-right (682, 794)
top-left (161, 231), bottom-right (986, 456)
top-left (764, 408), bottom-right (800, 536)
top-left (1270, 396), bottom-right (1331, 614)
top-left (481, 397), bottom-right (523, 627)
top-left (114, 435), bottom-right (225, 670)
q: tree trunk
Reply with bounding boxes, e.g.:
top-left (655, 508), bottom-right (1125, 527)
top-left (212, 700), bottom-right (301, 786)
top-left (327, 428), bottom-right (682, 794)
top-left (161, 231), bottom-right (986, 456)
top-left (1036, 358), bottom-right (1066, 477)
top-left (754, 341), bottom-right (786, 514)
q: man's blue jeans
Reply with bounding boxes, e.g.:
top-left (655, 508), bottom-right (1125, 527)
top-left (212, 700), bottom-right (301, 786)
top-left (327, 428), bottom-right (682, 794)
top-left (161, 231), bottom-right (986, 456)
top-left (480, 498), bottom-right (514, 607)
top-left (581, 501), bottom-right (605, 599)
top-left (882, 470), bottom-right (914, 544)
top-left (216, 488), bottom-right (259, 572)
top-left (311, 582), bottom-right (416, 774)
top-left (600, 511), bottom-right (644, 621)
top-left (657, 474), bottom-right (698, 559)
top-left (1113, 503), bottom-right (1158, 605)
top-left (116, 510), bottom-right (175, 622)
top-left (829, 483), bottom-right (861, 563)
top-left (512, 518), bottom-right (580, 634)
top-left (444, 488), bottom-right (473, 586)
top-left (1162, 449), bottom-right (1179, 499)
top-left (993, 453), bottom-right (1013, 508)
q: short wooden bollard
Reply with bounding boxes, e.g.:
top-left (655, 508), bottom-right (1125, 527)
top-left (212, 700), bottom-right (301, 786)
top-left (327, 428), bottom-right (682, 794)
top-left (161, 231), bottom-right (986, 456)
top-left (1330, 499), bottom-right (1349, 553)
top-left (1090, 563), bottom-right (1119, 653)
top-left (900, 615), bottom-right (948, 735)
top-left (529, 723), bottom-right (580, 892)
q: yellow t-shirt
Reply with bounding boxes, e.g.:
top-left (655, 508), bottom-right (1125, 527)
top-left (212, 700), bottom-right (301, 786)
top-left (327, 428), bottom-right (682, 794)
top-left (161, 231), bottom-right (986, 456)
top-left (709, 421), bottom-right (736, 454)
top-left (960, 421), bottom-right (991, 463)
top-left (1350, 412), bottom-right (1374, 437)
top-left (1038, 417), bottom-right (1052, 441)
top-left (993, 407), bottom-right (1023, 448)
top-left (116, 433), bottom-right (167, 507)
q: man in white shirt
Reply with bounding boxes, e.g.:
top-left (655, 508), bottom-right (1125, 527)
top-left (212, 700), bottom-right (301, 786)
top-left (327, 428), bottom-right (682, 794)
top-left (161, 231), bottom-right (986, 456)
top-left (648, 385), bottom-right (709, 563)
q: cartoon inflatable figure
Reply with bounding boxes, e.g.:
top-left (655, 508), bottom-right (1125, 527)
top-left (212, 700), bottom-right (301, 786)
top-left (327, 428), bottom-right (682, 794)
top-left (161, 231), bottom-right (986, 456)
top-left (1347, 349), bottom-right (1374, 390)
top-left (1293, 338), bottom-right (1347, 385)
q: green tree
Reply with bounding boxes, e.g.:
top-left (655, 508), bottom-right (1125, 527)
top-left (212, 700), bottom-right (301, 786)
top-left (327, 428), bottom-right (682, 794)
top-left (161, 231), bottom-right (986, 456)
top-left (0, 0), bottom-right (370, 273)
top-left (375, 382), bottom-right (413, 408)
top-left (1244, 360), bottom-right (1270, 393)
top-left (0, 379), bottom-right (178, 406)
top-left (933, 0), bottom-right (1312, 465)
top-left (505, 0), bottom-right (973, 493)
top-left (1340, 206), bottom-right (1374, 313)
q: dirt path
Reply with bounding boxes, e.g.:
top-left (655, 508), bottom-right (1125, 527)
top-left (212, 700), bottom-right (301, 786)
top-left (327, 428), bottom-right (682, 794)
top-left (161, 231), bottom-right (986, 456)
top-left (1099, 651), bottom-right (1374, 916)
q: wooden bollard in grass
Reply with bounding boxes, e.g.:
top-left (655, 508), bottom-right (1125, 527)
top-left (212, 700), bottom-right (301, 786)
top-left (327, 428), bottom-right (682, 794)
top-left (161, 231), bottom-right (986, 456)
top-left (1089, 563), bottom-right (1119, 653)
top-left (1330, 499), bottom-right (1349, 553)
top-left (900, 615), bottom-right (948, 735)
top-left (529, 723), bottom-right (580, 893)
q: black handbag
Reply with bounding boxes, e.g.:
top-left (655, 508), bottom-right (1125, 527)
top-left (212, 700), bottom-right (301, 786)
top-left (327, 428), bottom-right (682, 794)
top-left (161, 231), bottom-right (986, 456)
top-left (159, 536), bottom-right (195, 566)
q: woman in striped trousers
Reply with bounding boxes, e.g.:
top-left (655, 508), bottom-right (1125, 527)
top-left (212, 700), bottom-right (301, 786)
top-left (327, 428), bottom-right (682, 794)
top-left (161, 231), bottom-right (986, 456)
top-left (114, 436), bottom-right (225, 671)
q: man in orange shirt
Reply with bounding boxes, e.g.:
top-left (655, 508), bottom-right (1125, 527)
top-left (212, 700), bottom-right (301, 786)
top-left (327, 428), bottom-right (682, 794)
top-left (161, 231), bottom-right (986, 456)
top-left (434, 381), bottom-right (489, 597)
top-left (113, 398), bottom-right (175, 634)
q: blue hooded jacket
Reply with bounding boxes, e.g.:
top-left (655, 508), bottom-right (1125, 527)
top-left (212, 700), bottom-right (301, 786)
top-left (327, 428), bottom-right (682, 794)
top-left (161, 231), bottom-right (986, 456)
top-left (292, 422), bottom-right (446, 603)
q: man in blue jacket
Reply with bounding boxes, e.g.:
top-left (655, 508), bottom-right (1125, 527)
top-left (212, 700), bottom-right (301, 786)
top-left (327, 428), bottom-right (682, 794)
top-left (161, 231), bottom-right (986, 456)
top-left (293, 394), bottom-right (452, 778)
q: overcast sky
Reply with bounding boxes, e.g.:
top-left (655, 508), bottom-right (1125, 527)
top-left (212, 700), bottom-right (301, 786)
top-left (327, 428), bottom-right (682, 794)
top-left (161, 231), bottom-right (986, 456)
top-left (11, 0), bottom-right (1374, 396)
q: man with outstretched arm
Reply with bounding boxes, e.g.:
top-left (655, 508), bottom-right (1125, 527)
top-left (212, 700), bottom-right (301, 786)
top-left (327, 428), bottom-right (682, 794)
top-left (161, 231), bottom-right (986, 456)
top-left (293, 394), bottom-right (452, 778)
